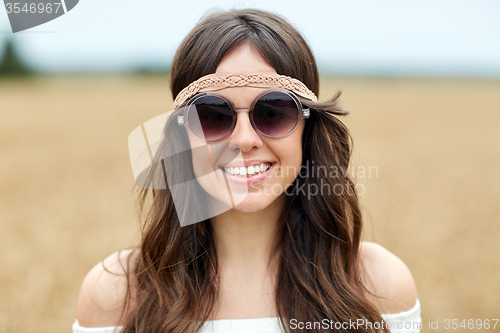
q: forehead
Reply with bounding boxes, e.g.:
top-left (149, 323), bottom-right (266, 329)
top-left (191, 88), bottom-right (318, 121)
top-left (214, 44), bottom-right (276, 105)
top-left (215, 43), bottom-right (276, 75)
top-left (172, 45), bottom-right (317, 109)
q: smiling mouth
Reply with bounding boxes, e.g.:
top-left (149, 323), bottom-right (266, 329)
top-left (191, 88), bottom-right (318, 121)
top-left (220, 163), bottom-right (273, 177)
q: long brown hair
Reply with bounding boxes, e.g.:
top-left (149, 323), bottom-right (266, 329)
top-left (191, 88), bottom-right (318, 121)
top-left (122, 9), bottom-right (390, 333)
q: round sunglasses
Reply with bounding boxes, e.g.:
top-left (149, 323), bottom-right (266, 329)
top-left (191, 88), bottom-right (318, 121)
top-left (176, 88), bottom-right (310, 142)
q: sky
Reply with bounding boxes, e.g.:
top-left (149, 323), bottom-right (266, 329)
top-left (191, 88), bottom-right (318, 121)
top-left (0, 0), bottom-right (499, 77)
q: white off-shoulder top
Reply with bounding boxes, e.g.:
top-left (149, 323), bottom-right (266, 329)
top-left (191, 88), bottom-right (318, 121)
top-left (73, 299), bottom-right (421, 333)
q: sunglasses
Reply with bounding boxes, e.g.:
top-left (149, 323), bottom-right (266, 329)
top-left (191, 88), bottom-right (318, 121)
top-left (177, 88), bottom-right (310, 142)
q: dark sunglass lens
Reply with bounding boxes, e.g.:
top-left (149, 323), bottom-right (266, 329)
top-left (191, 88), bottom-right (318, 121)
top-left (188, 96), bottom-right (233, 141)
top-left (253, 92), bottom-right (299, 137)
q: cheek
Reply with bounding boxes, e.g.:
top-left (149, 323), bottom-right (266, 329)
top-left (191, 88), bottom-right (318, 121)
top-left (187, 132), bottom-right (216, 181)
top-left (290, 122), bottom-right (305, 164)
top-left (187, 133), bottom-right (203, 174)
top-left (276, 123), bottom-right (304, 178)
top-left (282, 143), bottom-right (302, 166)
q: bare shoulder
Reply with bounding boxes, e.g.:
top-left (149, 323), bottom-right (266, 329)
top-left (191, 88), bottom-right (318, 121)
top-left (359, 241), bottom-right (418, 314)
top-left (76, 249), bottom-right (139, 327)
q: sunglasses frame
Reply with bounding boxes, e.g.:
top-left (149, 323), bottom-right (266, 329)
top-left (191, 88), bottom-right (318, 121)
top-left (177, 88), bottom-right (310, 142)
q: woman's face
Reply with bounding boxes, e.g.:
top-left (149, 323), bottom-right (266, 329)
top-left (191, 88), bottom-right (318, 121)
top-left (187, 43), bottom-right (305, 214)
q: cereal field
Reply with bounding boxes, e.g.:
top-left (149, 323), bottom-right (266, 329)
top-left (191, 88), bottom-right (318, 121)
top-left (0, 75), bottom-right (499, 332)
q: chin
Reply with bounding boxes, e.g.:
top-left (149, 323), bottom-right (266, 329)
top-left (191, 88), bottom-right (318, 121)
top-left (231, 193), bottom-right (280, 213)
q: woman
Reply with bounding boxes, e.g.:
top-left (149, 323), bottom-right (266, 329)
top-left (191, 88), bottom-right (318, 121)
top-left (74, 9), bottom-right (421, 333)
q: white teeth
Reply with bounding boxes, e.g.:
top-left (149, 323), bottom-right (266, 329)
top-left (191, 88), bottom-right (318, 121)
top-left (221, 163), bottom-right (273, 177)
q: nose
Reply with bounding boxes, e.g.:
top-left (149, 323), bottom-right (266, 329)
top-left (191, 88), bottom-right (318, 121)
top-left (227, 111), bottom-right (263, 153)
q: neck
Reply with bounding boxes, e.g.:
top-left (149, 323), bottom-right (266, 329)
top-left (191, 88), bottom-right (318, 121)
top-left (210, 195), bottom-right (285, 274)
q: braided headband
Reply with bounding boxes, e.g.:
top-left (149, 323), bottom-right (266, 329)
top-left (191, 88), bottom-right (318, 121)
top-left (172, 71), bottom-right (318, 109)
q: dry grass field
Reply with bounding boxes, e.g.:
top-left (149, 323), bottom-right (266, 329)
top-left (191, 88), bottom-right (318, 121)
top-left (0, 75), bottom-right (499, 332)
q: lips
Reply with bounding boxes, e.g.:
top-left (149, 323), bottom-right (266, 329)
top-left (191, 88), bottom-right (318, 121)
top-left (221, 162), bottom-right (273, 177)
